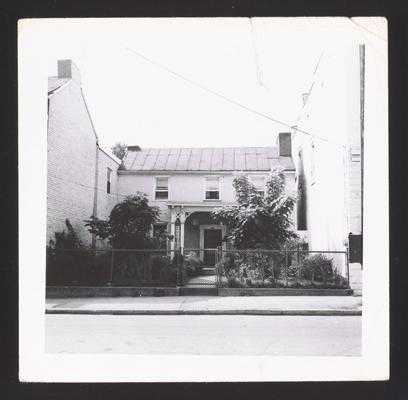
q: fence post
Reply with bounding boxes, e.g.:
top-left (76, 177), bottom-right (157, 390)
top-left (217, 245), bottom-right (223, 287)
top-left (215, 246), bottom-right (219, 287)
top-left (346, 248), bottom-right (350, 288)
top-left (109, 248), bottom-right (114, 286)
top-left (177, 247), bottom-right (183, 287)
top-left (285, 250), bottom-right (288, 287)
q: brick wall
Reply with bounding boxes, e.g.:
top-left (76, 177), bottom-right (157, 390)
top-left (47, 72), bottom-right (119, 247)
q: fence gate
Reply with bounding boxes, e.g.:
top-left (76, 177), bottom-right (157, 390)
top-left (180, 248), bottom-right (220, 289)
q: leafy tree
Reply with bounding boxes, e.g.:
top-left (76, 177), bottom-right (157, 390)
top-left (85, 194), bottom-right (164, 249)
top-left (111, 142), bottom-right (127, 160)
top-left (212, 168), bottom-right (297, 249)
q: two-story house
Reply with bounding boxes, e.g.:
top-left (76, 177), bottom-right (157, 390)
top-left (118, 136), bottom-right (296, 265)
top-left (47, 59), bottom-right (297, 266)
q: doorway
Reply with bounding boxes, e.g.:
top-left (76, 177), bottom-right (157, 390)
top-left (203, 228), bottom-right (222, 266)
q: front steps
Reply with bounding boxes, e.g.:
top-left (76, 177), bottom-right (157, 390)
top-left (181, 268), bottom-right (218, 295)
top-left (201, 267), bottom-right (216, 276)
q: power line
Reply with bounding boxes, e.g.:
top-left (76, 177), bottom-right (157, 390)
top-left (125, 46), bottom-right (336, 145)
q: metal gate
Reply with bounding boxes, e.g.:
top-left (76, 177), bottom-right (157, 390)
top-left (180, 248), bottom-right (220, 288)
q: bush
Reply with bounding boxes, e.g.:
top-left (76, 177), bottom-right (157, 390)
top-left (46, 219), bottom-right (94, 286)
top-left (302, 254), bottom-right (334, 283)
top-left (149, 255), bottom-right (171, 281)
top-left (183, 253), bottom-right (203, 277)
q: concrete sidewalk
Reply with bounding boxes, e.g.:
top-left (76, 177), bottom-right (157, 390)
top-left (46, 296), bottom-right (362, 316)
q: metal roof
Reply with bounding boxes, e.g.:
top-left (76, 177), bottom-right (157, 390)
top-left (122, 147), bottom-right (294, 172)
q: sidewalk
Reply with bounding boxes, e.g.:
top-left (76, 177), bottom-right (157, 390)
top-left (46, 296), bottom-right (362, 316)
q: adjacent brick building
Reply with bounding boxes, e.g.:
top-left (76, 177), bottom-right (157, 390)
top-left (47, 60), bottom-right (120, 247)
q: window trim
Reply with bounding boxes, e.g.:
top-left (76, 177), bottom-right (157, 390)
top-left (154, 176), bottom-right (170, 201)
top-left (203, 175), bottom-right (221, 201)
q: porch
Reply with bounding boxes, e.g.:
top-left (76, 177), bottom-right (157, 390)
top-left (168, 205), bottom-right (227, 267)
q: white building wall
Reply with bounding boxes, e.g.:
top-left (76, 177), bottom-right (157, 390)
top-left (293, 46), bottom-right (362, 252)
top-left (118, 171), bottom-right (297, 225)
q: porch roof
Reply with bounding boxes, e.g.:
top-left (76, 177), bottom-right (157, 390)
top-left (123, 146), bottom-right (294, 172)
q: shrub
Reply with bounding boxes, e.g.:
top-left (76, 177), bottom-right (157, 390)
top-left (46, 219), bottom-right (92, 285)
top-left (227, 275), bottom-right (241, 288)
top-left (302, 254), bottom-right (334, 283)
top-left (149, 255), bottom-right (171, 281)
top-left (183, 253), bottom-right (203, 277)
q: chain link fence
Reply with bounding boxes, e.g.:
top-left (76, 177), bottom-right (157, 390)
top-left (46, 248), bottom-right (183, 287)
top-left (46, 247), bottom-right (349, 289)
top-left (216, 249), bottom-right (349, 289)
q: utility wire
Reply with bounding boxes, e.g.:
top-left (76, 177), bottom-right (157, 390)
top-left (125, 46), bottom-right (339, 145)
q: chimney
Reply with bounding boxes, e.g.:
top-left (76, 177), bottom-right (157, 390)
top-left (127, 145), bottom-right (142, 151)
top-left (278, 132), bottom-right (292, 157)
top-left (57, 60), bottom-right (81, 84)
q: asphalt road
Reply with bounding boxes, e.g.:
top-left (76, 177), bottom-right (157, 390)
top-left (45, 314), bottom-right (361, 356)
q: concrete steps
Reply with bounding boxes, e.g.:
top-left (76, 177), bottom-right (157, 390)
top-left (201, 267), bottom-right (216, 276)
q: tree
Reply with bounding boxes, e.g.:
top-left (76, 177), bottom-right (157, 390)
top-left (85, 194), bottom-right (164, 249)
top-left (212, 168), bottom-right (297, 249)
top-left (111, 142), bottom-right (127, 160)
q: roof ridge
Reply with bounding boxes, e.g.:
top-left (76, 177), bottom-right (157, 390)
top-left (127, 145), bottom-right (276, 150)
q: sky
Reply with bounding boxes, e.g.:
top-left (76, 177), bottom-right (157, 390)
top-left (39, 17), bottom-right (378, 149)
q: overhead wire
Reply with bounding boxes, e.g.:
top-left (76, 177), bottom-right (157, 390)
top-left (125, 46), bottom-right (342, 146)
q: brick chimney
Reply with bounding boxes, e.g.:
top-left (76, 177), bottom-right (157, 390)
top-left (57, 59), bottom-right (81, 85)
top-left (277, 132), bottom-right (292, 157)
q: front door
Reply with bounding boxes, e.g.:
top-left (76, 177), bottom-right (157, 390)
top-left (203, 229), bottom-right (222, 266)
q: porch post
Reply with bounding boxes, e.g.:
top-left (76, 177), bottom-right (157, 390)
top-left (180, 213), bottom-right (186, 253)
top-left (170, 210), bottom-right (176, 252)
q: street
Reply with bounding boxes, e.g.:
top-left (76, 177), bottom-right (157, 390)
top-left (45, 314), bottom-right (361, 356)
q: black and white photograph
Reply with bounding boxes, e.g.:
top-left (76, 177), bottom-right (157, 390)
top-left (18, 17), bottom-right (388, 382)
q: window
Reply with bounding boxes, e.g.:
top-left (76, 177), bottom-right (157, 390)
top-left (249, 175), bottom-right (266, 197)
top-left (107, 168), bottom-right (112, 194)
top-left (205, 177), bottom-right (220, 200)
top-left (155, 177), bottom-right (169, 200)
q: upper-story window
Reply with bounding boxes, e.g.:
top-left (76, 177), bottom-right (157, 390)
top-left (205, 176), bottom-right (220, 200)
top-left (107, 168), bottom-right (112, 194)
top-left (249, 175), bottom-right (266, 197)
top-left (155, 177), bottom-right (169, 200)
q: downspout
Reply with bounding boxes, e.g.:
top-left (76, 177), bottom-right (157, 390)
top-left (359, 44), bottom-right (365, 267)
top-left (92, 142), bottom-right (99, 249)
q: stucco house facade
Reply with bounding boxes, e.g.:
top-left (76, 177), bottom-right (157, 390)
top-left (118, 139), bottom-right (296, 264)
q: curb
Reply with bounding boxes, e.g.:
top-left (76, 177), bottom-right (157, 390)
top-left (45, 309), bottom-right (362, 316)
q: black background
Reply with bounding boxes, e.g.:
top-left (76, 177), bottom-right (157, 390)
top-left (1, 0), bottom-right (406, 399)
